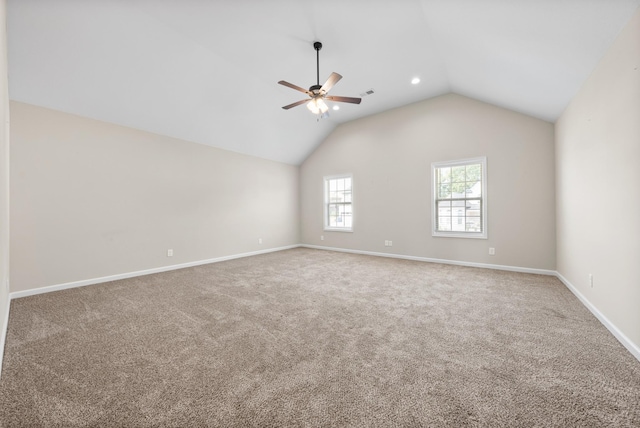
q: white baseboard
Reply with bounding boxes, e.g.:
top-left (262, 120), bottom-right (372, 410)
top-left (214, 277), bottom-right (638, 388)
top-left (556, 272), bottom-right (640, 362)
top-left (301, 244), bottom-right (556, 276)
top-left (0, 287), bottom-right (10, 381)
top-left (4, 245), bottom-right (638, 369)
top-left (9, 244), bottom-right (301, 300)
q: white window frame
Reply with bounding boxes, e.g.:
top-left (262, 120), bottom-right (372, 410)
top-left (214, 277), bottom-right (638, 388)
top-left (324, 174), bottom-right (353, 232)
top-left (431, 157), bottom-right (487, 239)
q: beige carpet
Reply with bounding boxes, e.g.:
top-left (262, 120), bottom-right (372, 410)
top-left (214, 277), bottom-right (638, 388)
top-left (0, 248), bottom-right (638, 427)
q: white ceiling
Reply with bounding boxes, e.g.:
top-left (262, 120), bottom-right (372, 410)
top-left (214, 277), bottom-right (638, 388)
top-left (7, 0), bottom-right (640, 165)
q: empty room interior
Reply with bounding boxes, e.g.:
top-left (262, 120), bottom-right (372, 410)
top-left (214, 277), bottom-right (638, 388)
top-left (0, 0), bottom-right (639, 426)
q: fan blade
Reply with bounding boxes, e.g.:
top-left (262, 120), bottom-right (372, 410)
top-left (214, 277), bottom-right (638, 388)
top-left (320, 72), bottom-right (342, 94)
top-left (278, 80), bottom-right (310, 94)
top-left (325, 95), bottom-right (361, 104)
top-left (282, 99), bottom-right (309, 110)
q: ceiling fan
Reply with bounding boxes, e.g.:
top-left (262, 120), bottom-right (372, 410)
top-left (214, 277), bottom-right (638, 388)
top-left (278, 41), bottom-right (361, 117)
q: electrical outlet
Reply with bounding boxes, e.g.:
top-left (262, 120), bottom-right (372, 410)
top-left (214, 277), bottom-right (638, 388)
top-left (388, 241), bottom-right (392, 247)
top-left (321, 235), bottom-right (324, 241)
top-left (167, 249), bottom-right (173, 257)
top-left (489, 247), bottom-right (495, 255)
top-left (589, 274), bottom-right (593, 288)
top-left (258, 238), bottom-right (262, 244)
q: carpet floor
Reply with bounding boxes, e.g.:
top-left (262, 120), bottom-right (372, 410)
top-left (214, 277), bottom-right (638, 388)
top-left (0, 248), bottom-right (638, 427)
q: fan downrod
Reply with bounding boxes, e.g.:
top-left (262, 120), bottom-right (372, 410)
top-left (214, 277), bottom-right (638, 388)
top-left (313, 41), bottom-right (322, 87)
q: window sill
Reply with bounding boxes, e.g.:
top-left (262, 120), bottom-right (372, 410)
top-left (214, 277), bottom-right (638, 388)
top-left (324, 228), bottom-right (353, 233)
top-left (432, 232), bottom-right (487, 239)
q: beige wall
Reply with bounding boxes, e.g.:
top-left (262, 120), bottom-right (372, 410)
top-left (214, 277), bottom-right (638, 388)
top-left (556, 8), bottom-right (640, 348)
top-left (0, 0), bottom-right (9, 370)
top-left (10, 102), bottom-right (299, 292)
top-left (300, 93), bottom-right (556, 270)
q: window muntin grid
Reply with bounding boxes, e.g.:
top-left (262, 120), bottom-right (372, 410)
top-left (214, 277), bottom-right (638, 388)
top-left (325, 176), bottom-right (352, 231)
top-left (432, 158), bottom-right (486, 238)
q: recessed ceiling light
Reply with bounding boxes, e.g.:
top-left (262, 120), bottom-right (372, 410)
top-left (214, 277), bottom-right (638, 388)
top-left (411, 77), bottom-right (421, 85)
top-left (333, 105), bottom-right (340, 111)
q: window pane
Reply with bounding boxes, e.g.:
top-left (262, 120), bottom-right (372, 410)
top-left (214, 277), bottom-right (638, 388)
top-left (438, 216), bottom-right (451, 231)
top-left (438, 201), bottom-right (451, 216)
top-left (344, 177), bottom-right (352, 190)
top-left (466, 199), bottom-right (480, 209)
top-left (438, 167), bottom-right (451, 184)
top-left (466, 164), bottom-right (481, 182)
top-left (438, 184), bottom-right (451, 199)
top-left (330, 180), bottom-right (337, 191)
top-left (452, 182), bottom-right (465, 196)
top-left (451, 166), bottom-right (466, 183)
top-left (452, 217), bottom-right (465, 231)
top-left (466, 181), bottom-right (481, 197)
top-left (466, 217), bottom-right (481, 232)
top-left (344, 191), bottom-right (352, 203)
top-left (466, 200), bottom-right (481, 217)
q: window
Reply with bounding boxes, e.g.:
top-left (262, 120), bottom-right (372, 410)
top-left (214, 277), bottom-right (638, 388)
top-left (324, 175), bottom-right (353, 231)
top-left (432, 157), bottom-right (487, 238)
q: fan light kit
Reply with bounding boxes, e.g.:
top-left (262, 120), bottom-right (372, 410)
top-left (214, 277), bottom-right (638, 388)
top-left (278, 41), bottom-right (361, 119)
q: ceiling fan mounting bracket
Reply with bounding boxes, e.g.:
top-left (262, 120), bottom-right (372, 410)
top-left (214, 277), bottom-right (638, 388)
top-left (313, 41), bottom-right (322, 51)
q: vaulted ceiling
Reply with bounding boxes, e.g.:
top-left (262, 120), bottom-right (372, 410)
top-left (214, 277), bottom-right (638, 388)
top-left (7, 1), bottom-right (640, 165)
